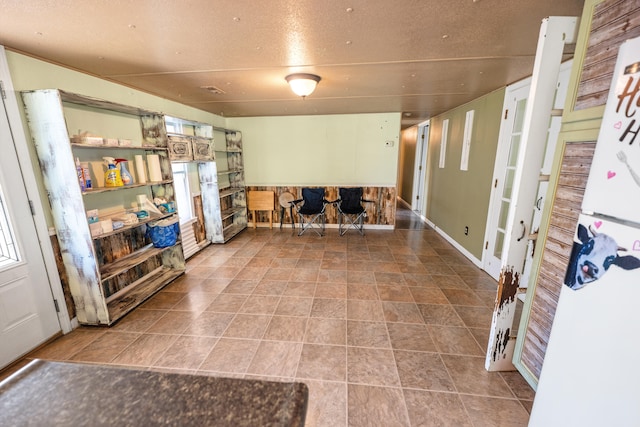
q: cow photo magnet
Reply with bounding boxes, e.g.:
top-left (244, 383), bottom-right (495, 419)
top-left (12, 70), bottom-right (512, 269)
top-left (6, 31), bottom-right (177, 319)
top-left (565, 214), bottom-right (640, 290)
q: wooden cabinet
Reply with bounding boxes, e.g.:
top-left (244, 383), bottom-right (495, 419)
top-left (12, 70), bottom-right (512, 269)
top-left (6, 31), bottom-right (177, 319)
top-left (21, 89), bottom-right (185, 326)
top-left (212, 129), bottom-right (247, 242)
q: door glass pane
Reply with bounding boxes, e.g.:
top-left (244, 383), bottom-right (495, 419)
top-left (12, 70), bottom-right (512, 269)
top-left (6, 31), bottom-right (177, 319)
top-left (507, 135), bottom-right (521, 167)
top-left (494, 231), bottom-right (505, 259)
top-left (502, 168), bottom-right (515, 199)
top-left (498, 200), bottom-right (510, 230)
top-left (0, 186), bottom-right (20, 269)
top-left (171, 163), bottom-right (194, 223)
top-left (513, 98), bottom-right (527, 132)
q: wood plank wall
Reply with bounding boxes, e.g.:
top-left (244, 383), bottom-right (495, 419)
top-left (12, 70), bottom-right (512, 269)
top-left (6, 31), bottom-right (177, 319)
top-left (245, 186), bottom-right (397, 226)
top-left (575, 0), bottom-right (640, 110)
top-left (521, 142), bottom-right (595, 378)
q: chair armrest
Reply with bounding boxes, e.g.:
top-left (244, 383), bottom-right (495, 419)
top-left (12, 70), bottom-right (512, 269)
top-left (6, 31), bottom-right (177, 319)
top-left (361, 199), bottom-right (376, 204)
top-left (326, 198), bottom-right (339, 205)
top-left (290, 198), bottom-right (304, 206)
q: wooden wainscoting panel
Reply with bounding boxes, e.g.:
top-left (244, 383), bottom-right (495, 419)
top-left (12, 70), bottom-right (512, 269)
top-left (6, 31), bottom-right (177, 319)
top-left (520, 141), bottom-right (596, 380)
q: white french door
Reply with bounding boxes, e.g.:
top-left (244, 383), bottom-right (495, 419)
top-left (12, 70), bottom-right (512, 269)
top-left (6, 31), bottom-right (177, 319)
top-left (484, 80), bottom-right (531, 280)
top-left (0, 87), bottom-right (61, 369)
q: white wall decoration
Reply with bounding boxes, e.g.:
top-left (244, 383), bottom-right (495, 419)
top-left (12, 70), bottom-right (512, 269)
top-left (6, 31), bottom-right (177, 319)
top-left (439, 119), bottom-right (449, 169)
top-left (460, 110), bottom-right (474, 171)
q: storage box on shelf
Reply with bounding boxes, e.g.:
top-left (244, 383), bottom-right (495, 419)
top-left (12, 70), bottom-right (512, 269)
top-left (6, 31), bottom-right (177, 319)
top-left (212, 129), bottom-right (247, 242)
top-left (21, 89), bottom-right (185, 326)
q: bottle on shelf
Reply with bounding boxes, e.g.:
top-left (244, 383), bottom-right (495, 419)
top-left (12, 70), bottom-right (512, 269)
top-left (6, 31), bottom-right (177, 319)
top-left (103, 157), bottom-right (123, 187)
top-left (116, 158), bottom-right (134, 186)
top-left (75, 157), bottom-right (85, 191)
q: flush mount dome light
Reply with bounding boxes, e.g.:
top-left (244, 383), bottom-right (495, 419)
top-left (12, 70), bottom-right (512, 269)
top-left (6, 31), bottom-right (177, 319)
top-left (285, 73), bottom-right (321, 98)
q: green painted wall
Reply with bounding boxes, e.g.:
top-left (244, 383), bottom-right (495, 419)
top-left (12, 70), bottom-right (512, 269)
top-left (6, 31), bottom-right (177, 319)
top-left (426, 87), bottom-right (505, 259)
top-left (227, 113), bottom-right (401, 186)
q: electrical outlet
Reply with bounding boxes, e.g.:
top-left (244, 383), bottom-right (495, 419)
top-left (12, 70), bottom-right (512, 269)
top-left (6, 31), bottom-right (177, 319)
top-left (464, 226), bottom-right (469, 236)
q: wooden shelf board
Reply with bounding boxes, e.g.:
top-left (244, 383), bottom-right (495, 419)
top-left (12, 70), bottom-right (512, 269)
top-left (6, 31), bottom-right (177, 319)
top-left (92, 212), bottom-right (175, 240)
top-left (220, 207), bottom-right (246, 221)
top-left (71, 143), bottom-right (168, 151)
top-left (222, 224), bottom-right (246, 242)
top-left (106, 266), bottom-right (184, 323)
top-left (219, 187), bottom-right (245, 198)
top-left (83, 180), bottom-right (173, 195)
top-left (100, 243), bottom-right (178, 281)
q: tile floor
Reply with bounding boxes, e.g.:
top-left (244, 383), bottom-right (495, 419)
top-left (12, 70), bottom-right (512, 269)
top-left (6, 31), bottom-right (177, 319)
top-left (7, 221), bottom-right (534, 426)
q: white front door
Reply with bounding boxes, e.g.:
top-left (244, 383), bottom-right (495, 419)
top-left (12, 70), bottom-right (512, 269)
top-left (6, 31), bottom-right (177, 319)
top-left (484, 79), bottom-right (531, 280)
top-left (0, 91), bottom-right (61, 369)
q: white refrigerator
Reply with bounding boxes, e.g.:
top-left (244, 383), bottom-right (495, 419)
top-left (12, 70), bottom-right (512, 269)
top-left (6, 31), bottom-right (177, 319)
top-left (529, 37), bottom-right (640, 426)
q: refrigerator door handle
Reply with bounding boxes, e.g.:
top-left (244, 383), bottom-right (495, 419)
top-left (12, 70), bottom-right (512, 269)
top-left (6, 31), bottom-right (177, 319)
top-left (516, 220), bottom-right (526, 242)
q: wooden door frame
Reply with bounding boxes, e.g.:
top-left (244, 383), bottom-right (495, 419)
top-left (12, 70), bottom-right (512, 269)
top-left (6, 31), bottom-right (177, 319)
top-left (0, 46), bottom-right (72, 333)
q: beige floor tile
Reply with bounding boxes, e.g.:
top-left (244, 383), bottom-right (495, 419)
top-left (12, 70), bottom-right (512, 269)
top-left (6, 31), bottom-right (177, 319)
top-left (234, 266), bottom-right (267, 280)
top-left (252, 279), bottom-right (288, 295)
top-left (346, 270), bottom-right (376, 284)
top-left (403, 389), bottom-right (473, 427)
top-left (382, 301), bottom-right (424, 324)
top-left (199, 338), bottom-right (259, 373)
top-left (296, 344), bottom-right (346, 381)
top-left (453, 305), bottom-right (494, 328)
top-left (221, 279), bottom-right (258, 294)
top-left (315, 283), bottom-right (347, 299)
top-left (139, 291), bottom-right (186, 309)
top-left (410, 287), bottom-right (449, 304)
top-left (310, 298), bottom-right (347, 319)
top-left (347, 321), bottom-right (390, 348)
top-left (205, 293), bottom-right (249, 313)
top-left (347, 347), bottom-right (400, 387)
top-left (375, 272), bottom-right (407, 285)
top-left (441, 288), bottom-right (486, 306)
top-left (417, 303), bottom-right (465, 326)
top-left (153, 335), bottom-right (217, 370)
top-left (246, 341), bottom-right (302, 378)
top-left (317, 269), bottom-right (347, 283)
top-left (346, 300), bottom-right (384, 321)
top-left (111, 309), bottom-right (167, 333)
top-left (28, 328), bottom-right (105, 361)
top-left (223, 314), bottom-right (271, 339)
top-left (346, 284), bottom-right (379, 301)
top-left (305, 318), bottom-right (346, 345)
top-left (429, 326), bottom-right (484, 356)
top-left (69, 331), bottom-right (139, 363)
top-left (459, 395), bottom-right (530, 427)
top-left (264, 316), bottom-right (307, 342)
top-left (283, 281), bottom-right (317, 297)
top-left (394, 351), bottom-right (455, 392)
top-left (500, 371), bottom-right (536, 400)
top-left (275, 296), bottom-right (313, 317)
top-left (147, 310), bottom-right (198, 334)
top-left (182, 311), bottom-right (234, 337)
top-left (377, 285), bottom-right (414, 302)
top-left (403, 273), bottom-right (439, 288)
top-left (303, 380), bottom-right (347, 427)
top-left (386, 323), bottom-right (438, 352)
top-left (441, 355), bottom-right (515, 398)
top-left (239, 295), bottom-right (280, 315)
top-left (111, 333), bottom-right (178, 367)
top-left (468, 327), bottom-right (491, 351)
top-left (347, 385), bottom-right (409, 427)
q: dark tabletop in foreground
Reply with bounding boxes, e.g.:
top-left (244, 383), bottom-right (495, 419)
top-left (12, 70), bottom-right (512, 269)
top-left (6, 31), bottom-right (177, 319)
top-left (0, 359), bottom-right (308, 426)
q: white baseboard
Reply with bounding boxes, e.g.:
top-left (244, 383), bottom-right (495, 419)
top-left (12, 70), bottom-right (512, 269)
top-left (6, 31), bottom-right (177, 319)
top-left (425, 220), bottom-right (483, 268)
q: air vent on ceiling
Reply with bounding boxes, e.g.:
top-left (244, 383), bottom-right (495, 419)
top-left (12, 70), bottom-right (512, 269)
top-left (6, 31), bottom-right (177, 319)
top-left (200, 85), bottom-right (226, 95)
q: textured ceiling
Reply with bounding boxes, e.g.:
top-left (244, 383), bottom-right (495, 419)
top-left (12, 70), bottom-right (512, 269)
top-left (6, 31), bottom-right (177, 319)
top-left (0, 0), bottom-right (584, 128)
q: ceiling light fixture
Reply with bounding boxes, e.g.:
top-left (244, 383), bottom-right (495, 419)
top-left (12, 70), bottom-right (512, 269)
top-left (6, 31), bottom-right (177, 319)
top-left (285, 73), bottom-right (321, 98)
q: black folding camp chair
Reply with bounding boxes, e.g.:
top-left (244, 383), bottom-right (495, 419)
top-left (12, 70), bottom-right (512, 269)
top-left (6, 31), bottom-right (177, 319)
top-left (291, 188), bottom-right (330, 236)
top-left (336, 187), bottom-right (375, 236)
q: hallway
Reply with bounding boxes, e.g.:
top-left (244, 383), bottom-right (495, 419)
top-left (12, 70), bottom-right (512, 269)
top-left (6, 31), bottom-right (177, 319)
top-left (3, 222), bottom-right (533, 426)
